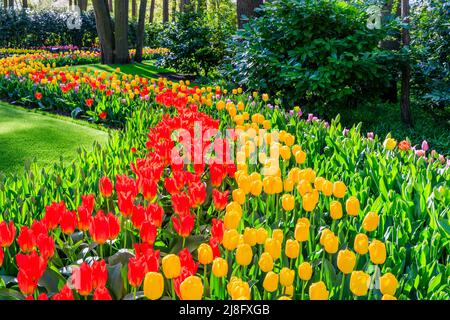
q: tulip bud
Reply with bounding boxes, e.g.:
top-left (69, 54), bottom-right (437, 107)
top-left (330, 200), bottom-right (343, 220)
top-left (354, 233), bottom-right (369, 255)
top-left (258, 252), bottom-right (274, 273)
top-left (264, 238), bottom-right (281, 260)
top-left (198, 243), bottom-right (214, 265)
top-left (294, 220), bottom-right (310, 242)
top-left (346, 196), bottom-right (360, 216)
top-left (298, 262), bottom-right (313, 281)
top-left (297, 180), bottom-right (313, 196)
top-left (350, 271), bottom-right (370, 296)
top-left (309, 281), bottom-right (329, 300)
top-left (143, 272), bottom-right (164, 300)
top-left (263, 271), bottom-right (279, 292)
top-left (223, 229), bottom-right (240, 251)
top-left (272, 229), bottom-right (284, 244)
top-left (337, 249), bottom-right (356, 274)
top-left (380, 273), bottom-right (398, 296)
top-left (256, 227), bottom-right (268, 245)
top-left (368, 240), bottom-right (386, 265)
top-left (236, 244), bottom-right (253, 266)
top-left (314, 177), bottom-right (325, 191)
top-left (323, 233), bottom-right (339, 254)
top-left (250, 180), bottom-right (263, 196)
top-left (333, 181), bottom-right (347, 198)
top-left (383, 138), bottom-right (397, 150)
top-left (232, 188), bottom-right (246, 205)
top-left (224, 210), bottom-right (241, 230)
top-left (285, 239), bottom-right (300, 259)
top-left (381, 294), bottom-right (397, 300)
top-left (279, 268), bottom-right (295, 287)
top-left (212, 257), bottom-right (228, 278)
top-left (162, 254), bottom-right (181, 279)
top-left (322, 180), bottom-right (333, 196)
top-left (227, 277), bottom-right (251, 300)
top-left (180, 276), bottom-right (204, 300)
top-left (243, 228), bottom-right (257, 246)
top-left (302, 192), bottom-right (316, 212)
top-left (362, 211), bottom-right (379, 232)
top-left (281, 194), bottom-right (295, 211)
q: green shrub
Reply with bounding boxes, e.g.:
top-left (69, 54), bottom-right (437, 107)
top-left (224, 0), bottom-right (399, 115)
top-left (157, 11), bottom-right (229, 77)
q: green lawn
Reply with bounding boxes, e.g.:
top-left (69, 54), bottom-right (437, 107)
top-left (69, 60), bottom-right (175, 79)
top-left (0, 102), bottom-right (109, 176)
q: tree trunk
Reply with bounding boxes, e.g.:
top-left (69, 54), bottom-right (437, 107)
top-left (131, 0), bottom-right (137, 19)
top-left (180, 0), bottom-right (190, 12)
top-left (3, 0), bottom-right (8, 9)
top-left (237, 0), bottom-right (264, 28)
top-left (135, 0), bottom-right (148, 62)
top-left (171, 0), bottom-right (177, 21)
top-left (162, 0), bottom-right (169, 23)
top-left (108, 0), bottom-right (113, 12)
top-left (93, 0), bottom-right (115, 64)
top-left (22, 0), bottom-right (28, 8)
top-left (115, 0), bottom-right (130, 64)
top-left (400, 0), bottom-right (412, 125)
top-left (149, 0), bottom-right (155, 23)
top-left (380, 0), bottom-right (398, 103)
top-left (79, 0), bottom-right (88, 11)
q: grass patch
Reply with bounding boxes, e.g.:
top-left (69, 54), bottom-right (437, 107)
top-left (0, 102), bottom-right (109, 175)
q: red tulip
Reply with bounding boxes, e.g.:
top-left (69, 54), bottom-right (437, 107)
top-left (16, 251), bottom-right (47, 296)
top-left (77, 206), bottom-right (91, 232)
top-left (147, 203), bottom-right (164, 228)
top-left (134, 243), bottom-right (160, 273)
top-left (17, 226), bottom-right (36, 253)
top-left (140, 220), bottom-right (157, 245)
top-left (173, 248), bottom-right (199, 299)
top-left (188, 182), bottom-right (206, 208)
top-left (172, 213), bottom-right (195, 238)
top-left (141, 178), bottom-right (157, 201)
top-left (36, 234), bottom-right (55, 260)
top-left (118, 191), bottom-right (135, 218)
top-left (212, 189), bottom-right (229, 211)
top-left (85, 98), bottom-right (94, 107)
top-left (164, 177), bottom-right (179, 195)
top-left (35, 92), bottom-right (42, 100)
top-left (93, 287), bottom-right (112, 300)
top-left (0, 221), bottom-right (15, 247)
top-left (92, 260), bottom-right (108, 289)
top-left (37, 293), bottom-right (49, 300)
top-left (171, 193), bottom-right (191, 216)
top-left (72, 262), bottom-right (93, 296)
top-left (99, 111), bottom-right (107, 119)
top-left (43, 201), bottom-right (66, 230)
top-left (128, 257), bottom-right (145, 287)
top-left (131, 205), bottom-right (146, 229)
top-left (81, 194), bottom-right (95, 215)
top-left (107, 213), bottom-right (120, 240)
top-left (52, 284), bottom-right (74, 300)
top-left (209, 237), bottom-right (221, 258)
top-left (30, 220), bottom-right (48, 237)
top-left (89, 211), bottom-right (109, 245)
top-left (60, 210), bottom-right (77, 235)
top-left (210, 162), bottom-right (225, 187)
top-left (211, 218), bottom-right (224, 243)
top-left (99, 176), bottom-right (113, 198)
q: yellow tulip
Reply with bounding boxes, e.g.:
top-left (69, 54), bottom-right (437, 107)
top-left (232, 188), bottom-right (246, 205)
top-left (212, 257), bottom-right (228, 278)
top-left (380, 273), bottom-right (398, 296)
top-left (302, 192), bottom-right (316, 212)
top-left (279, 268), bottom-right (295, 287)
top-left (272, 229), bottom-right (284, 244)
top-left (354, 233), bottom-right (369, 255)
top-left (258, 252), bottom-right (274, 273)
top-left (369, 240), bottom-right (386, 265)
top-left (236, 244), bottom-right (253, 266)
top-left (285, 239), bottom-right (300, 259)
top-left (224, 210), bottom-right (241, 230)
top-left (284, 285), bottom-right (294, 297)
top-left (180, 276), bottom-right (204, 300)
top-left (283, 178), bottom-right (294, 192)
top-left (256, 228), bottom-right (268, 245)
top-left (382, 294), bottom-right (397, 300)
top-left (223, 229), bottom-right (240, 251)
top-left (362, 212), bottom-right (380, 232)
top-left (294, 220), bottom-right (310, 242)
top-left (250, 180), bottom-right (263, 196)
top-left (309, 281), bottom-right (329, 300)
top-left (337, 249), bottom-right (356, 274)
top-left (383, 138), bottom-right (397, 150)
top-left (346, 196), bottom-right (360, 216)
top-left (197, 243), bottom-right (213, 265)
top-left (322, 180), bottom-right (333, 196)
top-left (330, 200), bottom-right (343, 220)
top-left (161, 254), bottom-right (181, 279)
top-left (298, 262), bottom-right (313, 281)
top-left (297, 179), bottom-right (313, 196)
top-left (350, 271), bottom-right (370, 296)
top-left (314, 177), bottom-right (325, 191)
top-left (227, 277), bottom-right (251, 300)
top-left (243, 227), bottom-right (257, 246)
top-left (333, 181), bottom-right (347, 198)
top-left (323, 233), bottom-right (339, 254)
top-left (265, 238), bottom-right (281, 260)
top-left (263, 271), bottom-right (279, 292)
top-left (143, 272), bottom-right (164, 300)
top-left (294, 150), bottom-right (306, 164)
